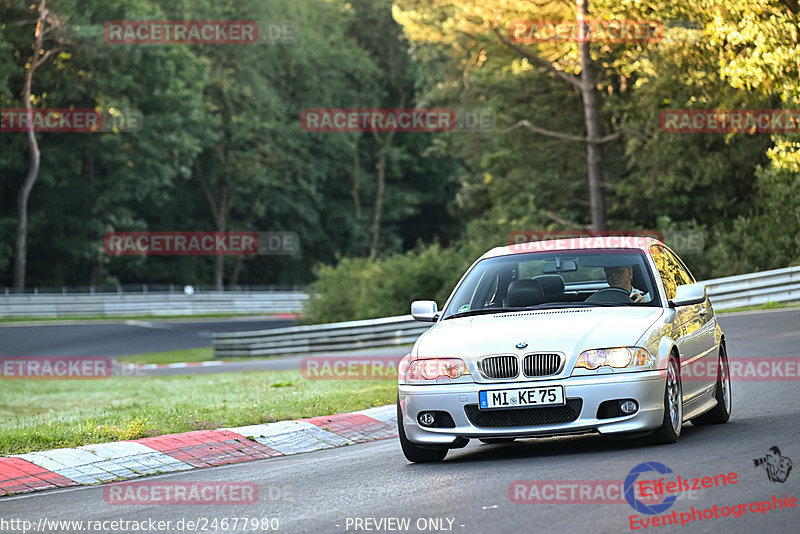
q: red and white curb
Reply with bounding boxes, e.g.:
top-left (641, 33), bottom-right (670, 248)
top-left (0, 404), bottom-right (396, 497)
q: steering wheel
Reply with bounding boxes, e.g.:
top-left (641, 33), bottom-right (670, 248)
top-left (585, 286), bottom-right (633, 303)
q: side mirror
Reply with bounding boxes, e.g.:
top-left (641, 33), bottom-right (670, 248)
top-left (411, 300), bottom-right (439, 322)
top-left (669, 283), bottom-right (707, 308)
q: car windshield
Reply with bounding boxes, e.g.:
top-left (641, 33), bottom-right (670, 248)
top-left (441, 249), bottom-right (659, 319)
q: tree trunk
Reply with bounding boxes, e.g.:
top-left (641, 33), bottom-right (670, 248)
top-left (369, 126), bottom-right (396, 258)
top-left (351, 135), bottom-right (362, 218)
top-left (370, 152), bottom-right (386, 257)
top-left (494, 2), bottom-right (611, 231)
top-left (212, 190), bottom-right (230, 290)
top-left (230, 255), bottom-right (244, 287)
top-left (14, 130), bottom-right (40, 291)
top-left (14, 0), bottom-right (51, 292)
top-left (196, 160), bottom-right (232, 290)
top-left (577, 0), bottom-right (607, 230)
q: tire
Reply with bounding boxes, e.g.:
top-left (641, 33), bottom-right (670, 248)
top-left (691, 345), bottom-right (732, 425)
top-left (397, 400), bottom-right (448, 462)
top-left (479, 438), bottom-right (516, 444)
top-left (648, 355), bottom-right (682, 444)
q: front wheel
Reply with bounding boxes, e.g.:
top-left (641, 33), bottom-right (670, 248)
top-left (691, 345), bottom-right (732, 425)
top-left (649, 355), bottom-right (682, 444)
top-left (397, 400), bottom-right (448, 462)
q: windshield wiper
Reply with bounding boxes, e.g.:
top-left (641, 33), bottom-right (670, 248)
top-left (443, 307), bottom-right (525, 320)
top-left (445, 302), bottom-right (628, 319)
top-left (524, 302), bottom-right (624, 309)
top-left (444, 302), bottom-right (624, 319)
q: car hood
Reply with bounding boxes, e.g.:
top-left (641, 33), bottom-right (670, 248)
top-left (414, 307), bottom-right (666, 360)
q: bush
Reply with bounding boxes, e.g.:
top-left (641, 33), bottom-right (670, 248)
top-left (301, 201), bottom-right (799, 325)
top-left (706, 165), bottom-right (800, 277)
top-left (301, 243), bottom-right (472, 324)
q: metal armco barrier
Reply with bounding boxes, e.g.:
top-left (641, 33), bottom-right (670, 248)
top-left (213, 315), bottom-right (429, 357)
top-left (0, 291), bottom-right (307, 318)
top-left (212, 265), bottom-right (800, 358)
top-left (703, 265), bottom-right (800, 311)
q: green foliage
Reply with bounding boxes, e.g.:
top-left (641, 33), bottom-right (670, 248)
top-left (2, 0), bottom-right (799, 313)
top-left (0, 0), bottom-right (458, 288)
top-left (303, 0), bottom-right (800, 324)
top-left (302, 243), bottom-right (470, 323)
top-left (707, 164), bottom-right (800, 275)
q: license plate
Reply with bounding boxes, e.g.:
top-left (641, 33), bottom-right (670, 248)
top-left (478, 386), bottom-right (564, 410)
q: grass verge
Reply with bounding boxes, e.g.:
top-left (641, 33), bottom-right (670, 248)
top-left (116, 347), bottom-right (215, 365)
top-left (0, 370), bottom-right (396, 456)
top-left (718, 301), bottom-right (800, 313)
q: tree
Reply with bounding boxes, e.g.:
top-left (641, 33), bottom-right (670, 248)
top-left (345, 0), bottom-right (419, 256)
top-left (12, 0), bottom-right (65, 290)
top-left (396, 0), bottom-right (620, 229)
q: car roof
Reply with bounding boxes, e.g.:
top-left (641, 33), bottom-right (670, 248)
top-left (480, 236), bottom-right (663, 260)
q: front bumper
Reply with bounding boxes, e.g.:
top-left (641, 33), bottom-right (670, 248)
top-left (398, 370), bottom-right (665, 446)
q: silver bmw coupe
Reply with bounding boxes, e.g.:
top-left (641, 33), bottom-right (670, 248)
top-left (397, 237), bottom-right (731, 462)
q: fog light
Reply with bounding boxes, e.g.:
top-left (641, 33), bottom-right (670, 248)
top-left (418, 412), bottom-right (436, 427)
top-left (620, 400), bottom-right (638, 414)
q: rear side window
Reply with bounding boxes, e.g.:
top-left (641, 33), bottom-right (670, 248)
top-left (664, 247), bottom-right (696, 283)
top-left (650, 245), bottom-right (694, 300)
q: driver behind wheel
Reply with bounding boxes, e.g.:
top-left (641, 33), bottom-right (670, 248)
top-left (603, 265), bottom-right (649, 303)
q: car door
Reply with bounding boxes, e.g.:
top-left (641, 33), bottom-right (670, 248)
top-left (650, 245), bottom-right (713, 401)
top-left (663, 246), bottom-right (717, 395)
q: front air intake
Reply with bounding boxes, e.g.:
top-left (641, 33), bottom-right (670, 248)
top-left (479, 355), bottom-right (519, 379)
top-left (523, 353), bottom-right (562, 377)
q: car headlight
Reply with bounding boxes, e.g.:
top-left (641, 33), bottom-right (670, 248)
top-left (405, 358), bottom-right (471, 382)
top-left (573, 347), bottom-right (654, 373)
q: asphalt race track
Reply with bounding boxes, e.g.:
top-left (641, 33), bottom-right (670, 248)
top-left (0, 316), bottom-right (410, 376)
top-left (1, 309), bottom-right (799, 533)
top-left (0, 318), bottom-right (293, 359)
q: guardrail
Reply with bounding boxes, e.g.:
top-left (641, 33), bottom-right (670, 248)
top-left (703, 265), bottom-right (800, 311)
top-left (212, 265), bottom-right (800, 358)
top-left (2, 284), bottom-right (303, 294)
top-left (213, 315), bottom-right (428, 357)
top-left (0, 291), bottom-right (307, 318)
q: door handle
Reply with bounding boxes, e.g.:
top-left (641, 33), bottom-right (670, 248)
top-left (698, 307), bottom-right (707, 315)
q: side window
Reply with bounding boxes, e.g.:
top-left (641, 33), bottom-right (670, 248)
top-left (664, 248), bottom-right (696, 284)
top-left (650, 245), bottom-right (690, 300)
